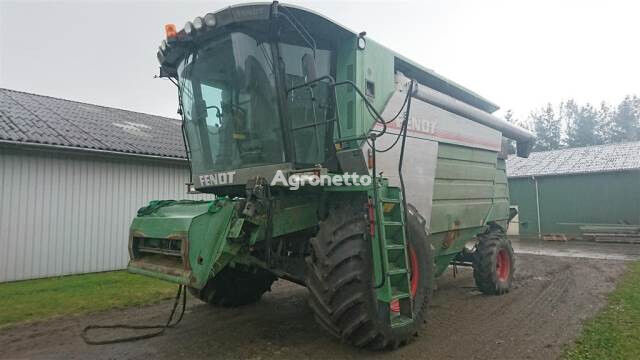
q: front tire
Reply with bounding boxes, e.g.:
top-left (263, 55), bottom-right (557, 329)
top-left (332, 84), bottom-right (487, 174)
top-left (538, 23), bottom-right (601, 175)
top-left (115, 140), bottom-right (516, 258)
top-left (472, 229), bottom-right (515, 295)
top-left (305, 201), bottom-right (433, 350)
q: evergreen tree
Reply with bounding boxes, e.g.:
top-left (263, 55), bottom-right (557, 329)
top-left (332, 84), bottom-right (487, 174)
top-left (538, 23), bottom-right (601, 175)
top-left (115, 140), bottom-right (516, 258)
top-left (503, 109), bottom-right (518, 154)
top-left (597, 102), bottom-right (614, 144)
top-left (530, 103), bottom-right (562, 151)
top-left (563, 99), bottom-right (601, 147)
top-left (607, 95), bottom-right (640, 143)
top-left (505, 109), bottom-right (532, 131)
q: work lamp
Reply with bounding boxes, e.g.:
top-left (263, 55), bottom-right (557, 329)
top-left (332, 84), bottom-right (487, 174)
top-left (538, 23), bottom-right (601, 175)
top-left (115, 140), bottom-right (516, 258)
top-left (204, 13), bottom-right (216, 27)
top-left (184, 21), bottom-right (194, 35)
top-left (193, 17), bottom-right (204, 31)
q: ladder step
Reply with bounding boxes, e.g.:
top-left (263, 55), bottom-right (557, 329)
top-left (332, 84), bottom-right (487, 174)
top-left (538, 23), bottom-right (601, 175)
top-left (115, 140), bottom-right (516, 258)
top-left (383, 221), bottom-right (403, 226)
top-left (391, 291), bottom-right (410, 300)
top-left (385, 244), bottom-right (405, 250)
top-left (387, 268), bottom-right (408, 276)
top-left (391, 315), bottom-right (413, 328)
top-left (380, 197), bottom-right (401, 204)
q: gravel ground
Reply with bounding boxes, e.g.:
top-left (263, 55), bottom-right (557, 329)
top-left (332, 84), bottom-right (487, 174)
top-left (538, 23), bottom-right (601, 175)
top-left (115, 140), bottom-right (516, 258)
top-left (0, 253), bottom-right (629, 360)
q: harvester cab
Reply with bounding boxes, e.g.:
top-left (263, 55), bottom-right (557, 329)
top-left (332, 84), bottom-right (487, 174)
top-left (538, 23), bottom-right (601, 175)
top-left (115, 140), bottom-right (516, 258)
top-left (128, 1), bottom-right (534, 350)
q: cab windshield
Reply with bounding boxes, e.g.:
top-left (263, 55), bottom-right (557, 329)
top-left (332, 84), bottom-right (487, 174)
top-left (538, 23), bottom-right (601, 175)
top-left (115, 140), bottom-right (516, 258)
top-left (178, 31), bottom-right (335, 177)
top-left (178, 32), bottom-right (283, 173)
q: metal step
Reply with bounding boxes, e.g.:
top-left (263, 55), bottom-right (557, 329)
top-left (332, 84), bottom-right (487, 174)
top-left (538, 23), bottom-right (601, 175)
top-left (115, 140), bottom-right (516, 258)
top-left (391, 290), bottom-right (410, 300)
top-left (380, 197), bottom-right (401, 204)
top-left (387, 267), bottom-right (408, 276)
top-left (391, 315), bottom-right (413, 328)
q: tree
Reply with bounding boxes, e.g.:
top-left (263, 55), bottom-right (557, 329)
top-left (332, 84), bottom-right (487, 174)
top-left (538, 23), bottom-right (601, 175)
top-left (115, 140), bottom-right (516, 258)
top-left (596, 102), bottom-right (614, 144)
top-left (562, 99), bottom-right (602, 147)
top-left (606, 95), bottom-right (640, 143)
top-left (504, 109), bottom-right (532, 131)
top-left (503, 109), bottom-right (518, 154)
top-left (530, 103), bottom-right (562, 151)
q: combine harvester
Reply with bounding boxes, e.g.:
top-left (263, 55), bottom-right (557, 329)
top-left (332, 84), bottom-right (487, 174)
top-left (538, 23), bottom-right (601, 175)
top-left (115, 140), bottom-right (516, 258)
top-left (127, 2), bottom-right (534, 349)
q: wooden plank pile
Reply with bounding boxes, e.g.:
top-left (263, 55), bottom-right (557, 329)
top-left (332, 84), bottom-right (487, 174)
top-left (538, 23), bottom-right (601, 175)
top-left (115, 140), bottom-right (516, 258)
top-left (580, 224), bottom-right (640, 244)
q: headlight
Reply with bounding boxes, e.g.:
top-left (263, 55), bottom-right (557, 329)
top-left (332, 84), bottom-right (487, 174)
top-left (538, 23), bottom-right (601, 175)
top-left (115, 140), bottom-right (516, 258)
top-left (204, 13), bottom-right (216, 27)
top-left (184, 21), bottom-right (194, 35)
top-left (193, 17), bottom-right (204, 31)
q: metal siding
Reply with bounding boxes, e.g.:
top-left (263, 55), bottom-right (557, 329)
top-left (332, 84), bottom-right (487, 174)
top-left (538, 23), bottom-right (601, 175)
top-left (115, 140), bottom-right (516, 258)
top-left (0, 148), bottom-right (212, 282)
top-left (507, 178), bottom-right (539, 236)
top-left (508, 171), bottom-right (640, 237)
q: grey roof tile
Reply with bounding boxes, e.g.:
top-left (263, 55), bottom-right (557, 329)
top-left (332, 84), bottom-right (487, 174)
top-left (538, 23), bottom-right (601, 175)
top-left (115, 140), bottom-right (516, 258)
top-left (507, 142), bottom-right (640, 177)
top-left (0, 88), bottom-right (186, 159)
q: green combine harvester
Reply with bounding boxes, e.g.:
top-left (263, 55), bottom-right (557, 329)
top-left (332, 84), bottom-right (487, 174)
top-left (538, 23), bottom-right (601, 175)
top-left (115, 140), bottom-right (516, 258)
top-left (128, 2), bottom-right (534, 349)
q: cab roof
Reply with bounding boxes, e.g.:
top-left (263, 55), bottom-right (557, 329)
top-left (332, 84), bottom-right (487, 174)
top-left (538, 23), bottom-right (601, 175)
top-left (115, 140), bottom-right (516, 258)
top-left (164, 2), bottom-right (500, 113)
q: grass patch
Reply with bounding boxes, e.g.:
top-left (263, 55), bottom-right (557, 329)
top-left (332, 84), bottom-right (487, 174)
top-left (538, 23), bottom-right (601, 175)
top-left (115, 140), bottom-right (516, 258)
top-left (564, 261), bottom-right (640, 359)
top-left (0, 271), bottom-right (176, 328)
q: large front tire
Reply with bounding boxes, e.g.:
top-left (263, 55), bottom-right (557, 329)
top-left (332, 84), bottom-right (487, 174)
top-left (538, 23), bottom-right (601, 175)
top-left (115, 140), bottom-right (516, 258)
top-left (189, 266), bottom-right (277, 307)
top-left (305, 201), bottom-right (433, 350)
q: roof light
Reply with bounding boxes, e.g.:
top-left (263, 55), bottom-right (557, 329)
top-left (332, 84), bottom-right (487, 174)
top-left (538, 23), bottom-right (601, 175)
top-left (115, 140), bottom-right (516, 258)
top-left (204, 13), bottom-right (216, 27)
top-left (165, 24), bottom-right (177, 39)
top-left (184, 21), bottom-right (194, 35)
top-left (193, 17), bottom-right (204, 31)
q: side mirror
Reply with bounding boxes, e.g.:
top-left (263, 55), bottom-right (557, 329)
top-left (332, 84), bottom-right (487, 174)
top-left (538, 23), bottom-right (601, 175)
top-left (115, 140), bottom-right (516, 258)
top-left (301, 53), bottom-right (317, 82)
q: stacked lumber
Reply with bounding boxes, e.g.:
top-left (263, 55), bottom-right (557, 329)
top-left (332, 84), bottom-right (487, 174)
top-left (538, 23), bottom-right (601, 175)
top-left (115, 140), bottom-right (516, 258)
top-left (543, 234), bottom-right (568, 241)
top-left (580, 224), bottom-right (640, 244)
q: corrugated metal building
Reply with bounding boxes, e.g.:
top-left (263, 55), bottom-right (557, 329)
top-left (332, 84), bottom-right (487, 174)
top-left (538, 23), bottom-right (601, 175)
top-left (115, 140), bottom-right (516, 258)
top-left (506, 142), bottom-right (640, 238)
top-left (0, 88), bottom-right (211, 282)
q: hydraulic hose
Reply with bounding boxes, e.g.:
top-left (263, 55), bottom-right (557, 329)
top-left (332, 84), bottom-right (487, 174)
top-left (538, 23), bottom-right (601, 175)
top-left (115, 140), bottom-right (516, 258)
top-left (81, 284), bottom-right (187, 345)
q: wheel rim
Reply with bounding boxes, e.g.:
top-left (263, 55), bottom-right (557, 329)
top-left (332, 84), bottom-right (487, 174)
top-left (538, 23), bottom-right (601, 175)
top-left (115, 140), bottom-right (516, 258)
top-left (390, 245), bottom-right (419, 313)
top-left (496, 248), bottom-right (511, 282)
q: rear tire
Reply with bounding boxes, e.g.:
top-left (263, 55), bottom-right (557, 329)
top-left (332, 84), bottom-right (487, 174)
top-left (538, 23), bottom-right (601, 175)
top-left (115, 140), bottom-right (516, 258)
top-left (472, 229), bottom-right (515, 295)
top-left (305, 201), bottom-right (433, 350)
top-left (189, 266), bottom-right (277, 307)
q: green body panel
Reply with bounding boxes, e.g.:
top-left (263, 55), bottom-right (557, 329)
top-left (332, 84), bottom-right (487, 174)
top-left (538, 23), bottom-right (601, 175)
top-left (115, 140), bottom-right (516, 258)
top-left (428, 144), bottom-right (510, 276)
top-left (357, 39), bottom-right (396, 136)
top-left (128, 199), bottom-right (236, 289)
top-left (271, 195), bottom-right (320, 237)
top-left (335, 37), bottom-right (396, 143)
top-left (130, 201), bottom-right (209, 239)
top-left (509, 171), bottom-right (640, 237)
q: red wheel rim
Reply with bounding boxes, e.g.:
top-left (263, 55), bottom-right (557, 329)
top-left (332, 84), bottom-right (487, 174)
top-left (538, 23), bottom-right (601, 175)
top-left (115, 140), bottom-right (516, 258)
top-left (390, 245), bottom-right (419, 313)
top-left (496, 249), bottom-right (510, 282)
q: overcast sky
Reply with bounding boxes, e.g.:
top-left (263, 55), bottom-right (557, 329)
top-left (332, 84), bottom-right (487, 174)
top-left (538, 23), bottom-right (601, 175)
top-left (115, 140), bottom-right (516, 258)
top-left (1, 0), bottom-right (639, 120)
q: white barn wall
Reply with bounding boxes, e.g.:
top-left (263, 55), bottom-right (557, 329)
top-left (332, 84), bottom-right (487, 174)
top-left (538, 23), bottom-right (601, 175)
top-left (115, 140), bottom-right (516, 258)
top-left (0, 147), bottom-right (212, 282)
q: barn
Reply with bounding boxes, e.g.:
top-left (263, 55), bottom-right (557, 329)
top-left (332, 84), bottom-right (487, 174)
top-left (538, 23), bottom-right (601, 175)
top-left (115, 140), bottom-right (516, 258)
top-left (506, 142), bottom-right (640, 239)
top-left (0, 88), bottom-right (210, 282)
